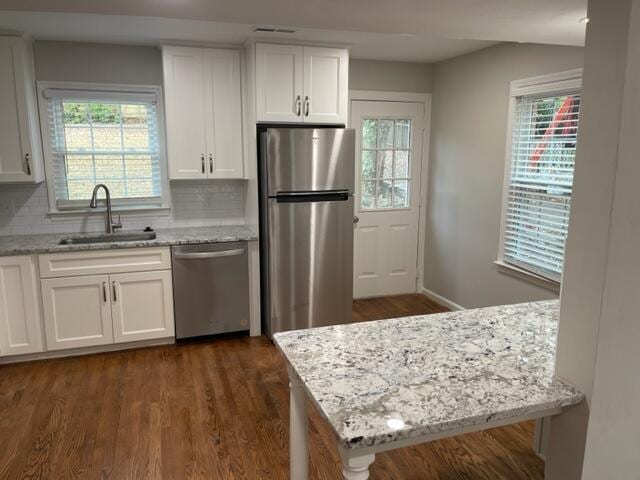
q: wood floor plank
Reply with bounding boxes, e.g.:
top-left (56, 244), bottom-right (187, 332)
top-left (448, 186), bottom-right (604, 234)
top-left (0, 294), bottom-right (544, 479)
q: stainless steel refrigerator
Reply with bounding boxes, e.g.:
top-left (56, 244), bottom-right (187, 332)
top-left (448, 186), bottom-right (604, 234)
top-left (260, 127), bottom-right (355, 337)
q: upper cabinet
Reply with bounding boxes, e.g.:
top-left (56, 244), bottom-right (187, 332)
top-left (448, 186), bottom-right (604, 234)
top-left (0, 36), bottom-right (44, 183)
top-left (163, 46), bottom-right (244, 180)
top-left (255, 44), bottom-right (348, 125)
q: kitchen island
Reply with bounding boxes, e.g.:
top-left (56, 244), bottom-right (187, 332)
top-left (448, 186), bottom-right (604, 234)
top-left (273, 300), bottom-right (583, 479)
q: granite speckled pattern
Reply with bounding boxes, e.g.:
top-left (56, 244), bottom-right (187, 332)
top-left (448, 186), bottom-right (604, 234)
top-left (274, 300), bottom-right (583, 450)
top-left (0, 225), bottom-right (258, 256)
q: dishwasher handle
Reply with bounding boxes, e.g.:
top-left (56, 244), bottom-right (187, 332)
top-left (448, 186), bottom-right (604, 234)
top-left (173, 248), bottom-right (245, 260)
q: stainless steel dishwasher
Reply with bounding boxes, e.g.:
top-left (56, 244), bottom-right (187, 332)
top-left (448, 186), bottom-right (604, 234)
top-left (171, 242), bottom-right (250, 339)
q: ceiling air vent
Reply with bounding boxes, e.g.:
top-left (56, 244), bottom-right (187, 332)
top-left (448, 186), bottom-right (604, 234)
top-left (253, 27), bottom-right (297, 34)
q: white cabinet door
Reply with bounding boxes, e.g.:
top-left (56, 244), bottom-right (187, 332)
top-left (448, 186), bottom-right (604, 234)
top-left (0, 256), bottom-right (44, 356)
top-left (110, 270), bottom-right (175, 343)
top-left (163, 46), bottom-right (208, 180)
top-left (41, 275), bottom-right (113, 350)
top-left (256, 44), bottom-right (304, 123)
top-left (203, 49), bottom-right (244, 179)
top-left (0, 37), bottom-right (44, 183)
top-left (303, 47), bottom-right (349, 125)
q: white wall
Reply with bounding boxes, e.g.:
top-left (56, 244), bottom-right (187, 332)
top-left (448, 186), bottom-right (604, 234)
top-left (546, 0), bottom-right (638, 477)
top-left (424, 43), bottom-right (584, 308)
top-left (0, 40), bottom-right (245, 235)
top-left (349, 59), bottom-right (432, 93)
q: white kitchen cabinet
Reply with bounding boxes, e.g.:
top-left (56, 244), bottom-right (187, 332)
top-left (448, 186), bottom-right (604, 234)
top-left (162, 46), bottom-right (207, 179)
top-left (255, 44), bottom-right (304, 123)
top-left (39, 248), bottom-right (175, 351)
top-left (255, 44), bottom-right (348, 125)
top-left (110, 270), bottom-right (175, 343)
top-left (0, 36), bottom-right (44, 183)
top-left (163, 46), bottom-right (244, 180)
top-left (41, 274), bottom-right (114, 351)
top-left (0, 256), bottom-right (44, 356)
top-left (302, 47), bottom-right (349, 124)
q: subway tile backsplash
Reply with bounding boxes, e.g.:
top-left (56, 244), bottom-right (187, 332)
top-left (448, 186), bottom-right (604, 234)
top-left (0, 181), bottom-right (246, 236)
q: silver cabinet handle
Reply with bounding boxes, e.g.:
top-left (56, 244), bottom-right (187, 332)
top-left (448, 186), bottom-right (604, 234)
top-left (102, 282), bottom-right (107, 303)
top-left (353, 216), bottom-right (360, 224)
top-left (304, 96), bottom-right (310, 117)
top-left (24, 153), bottom-right (31, 176)
top-left (209, 154), bottom-right (213, 174)
top-left (295, 95), bottom-right (302, 116)
top-left (201, 154), bottom-right (205, 174)
top-left (112, 281), bottom-right (117, 302)
top-left (174, 248), bottom-right (245, 260)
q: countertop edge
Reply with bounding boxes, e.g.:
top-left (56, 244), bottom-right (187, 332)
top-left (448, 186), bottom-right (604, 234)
top-left (0, 226), bottom-right (259, 257)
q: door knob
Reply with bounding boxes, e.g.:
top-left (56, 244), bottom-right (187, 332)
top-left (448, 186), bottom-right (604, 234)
top-left (353, 216), bottom-right (359, 224)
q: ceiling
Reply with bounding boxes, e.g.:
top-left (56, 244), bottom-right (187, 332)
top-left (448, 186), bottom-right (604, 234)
top-left (0, 0), bottom-right (587, 63)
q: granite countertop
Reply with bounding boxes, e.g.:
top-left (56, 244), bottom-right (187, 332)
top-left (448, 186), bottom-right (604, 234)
top-left (274, 300), bottom-right (583, 450)
top-left (0, 225), bottom-right (258, 256)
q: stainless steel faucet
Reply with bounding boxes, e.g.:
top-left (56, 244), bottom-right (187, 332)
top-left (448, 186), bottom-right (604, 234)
top-left (89, 184), bottom-right (122, 234)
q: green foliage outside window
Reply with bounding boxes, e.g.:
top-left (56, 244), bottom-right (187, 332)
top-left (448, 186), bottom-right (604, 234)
top-left (63, 102), bottom-right (122, 124)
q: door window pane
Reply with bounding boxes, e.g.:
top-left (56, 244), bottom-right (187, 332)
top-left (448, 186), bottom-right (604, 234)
top-left (361, 180), bottom-right (376, 209)
top-left (393, 180), bottom-right (409, 208)
top-left (360, 118), bottom-right (413, 210)
top-left (377, 150), bottom-right (393, 178)
top-left (361, 150), bottom-right (376, 178)
top-left (394, 150), bottom-right (409, 178)
top-left (395, 120), bottom-right (411, 148)
top-left (377, 179), bottom-right (392, 208)
top-left (362, 119), bottom-right (377, 149)
top-left (377, 120), bottom-right (394, 148)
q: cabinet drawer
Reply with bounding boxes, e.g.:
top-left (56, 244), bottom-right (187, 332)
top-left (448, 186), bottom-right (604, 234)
top-left (39, 247), bottom-right (171, 278)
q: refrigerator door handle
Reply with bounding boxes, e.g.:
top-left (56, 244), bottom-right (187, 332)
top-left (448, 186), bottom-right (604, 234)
top-left (275, 190), bottom-right (350, 203)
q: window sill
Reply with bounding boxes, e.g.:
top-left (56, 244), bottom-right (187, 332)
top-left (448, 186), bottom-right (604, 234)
top-left (47, 205), bottom-right (171, 221)
top-left (494, 260), bottom-right (561, 293)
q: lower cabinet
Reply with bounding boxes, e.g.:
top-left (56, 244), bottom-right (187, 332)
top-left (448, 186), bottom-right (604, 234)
top-left (110, 270), bottom-right (175, 343)
top-left (0, 255), bottom-right (44, 356)
top-left (41, 269), bottom-right (174, 351)
top-left (41, 274), bottom-right (114, 350)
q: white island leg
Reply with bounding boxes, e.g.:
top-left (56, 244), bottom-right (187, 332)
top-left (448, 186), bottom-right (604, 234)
top-left (287, 365), bottom-right (309, 480)
top-left (339, 446), bottom-right (375, 480)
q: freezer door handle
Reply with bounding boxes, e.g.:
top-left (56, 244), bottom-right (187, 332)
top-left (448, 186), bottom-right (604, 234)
top-left (173, 249), bottom-right (245, 260)
top-left (275, 190), bottom-right (350, 203)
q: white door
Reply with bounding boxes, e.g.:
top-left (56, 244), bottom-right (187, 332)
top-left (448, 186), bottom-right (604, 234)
top-left (0, 256), bottom-right (44, 356)
top-left (110, 270), bottom-right (175, 343)
top-left (203, 48), bottom-right (244, 179)
top-left (351, 101), bottom-right (425, 298)
top-left (302, 47), bottom-right (348, 125)
top-left (41, 274), bottom-right (113, 350)
top-left (256, 44), bottom-right (304, 123)
top-left (163, 46), bottom-right (208, 179)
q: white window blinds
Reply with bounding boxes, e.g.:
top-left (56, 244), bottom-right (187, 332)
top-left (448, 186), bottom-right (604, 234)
top-left (503, 89), bottom-right (581, 282)
top-left (42, 87), bottom-right (163, 210)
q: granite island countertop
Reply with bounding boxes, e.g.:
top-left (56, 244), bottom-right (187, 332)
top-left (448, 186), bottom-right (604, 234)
top-left (274, 300), bottom-right (583, 450)
top-left (0, 225), bottom-right (258, 256)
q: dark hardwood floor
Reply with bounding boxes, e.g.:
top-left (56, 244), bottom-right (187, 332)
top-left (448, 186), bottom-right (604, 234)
top-left (0, 294), bottom-right (544, 479)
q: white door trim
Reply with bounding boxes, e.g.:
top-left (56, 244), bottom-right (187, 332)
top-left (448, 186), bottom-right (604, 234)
top-left (348, 90), bottom-right (432, 294)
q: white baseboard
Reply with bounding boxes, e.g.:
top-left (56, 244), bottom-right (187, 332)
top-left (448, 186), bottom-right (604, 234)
top-left (420, 287), bottom-right (466, 311)
top-left (0, 337), bottom-right (175, 365)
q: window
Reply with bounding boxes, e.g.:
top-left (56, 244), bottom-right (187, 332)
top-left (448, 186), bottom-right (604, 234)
top-left (360, 118), bottom-right (412, 209)
top-left (498, 70), bottom-right (582, 284)
top-left (39, 83), bottom-right (166, 211)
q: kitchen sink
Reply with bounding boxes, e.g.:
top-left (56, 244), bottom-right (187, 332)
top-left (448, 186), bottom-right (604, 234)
top-left (58, 231), bottom-right (157, 245)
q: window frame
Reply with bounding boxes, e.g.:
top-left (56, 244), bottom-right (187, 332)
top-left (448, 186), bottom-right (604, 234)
top-left (37, 81), bottom-right (170, 216)
top-left (496, 68), bottom-right (583, 291)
